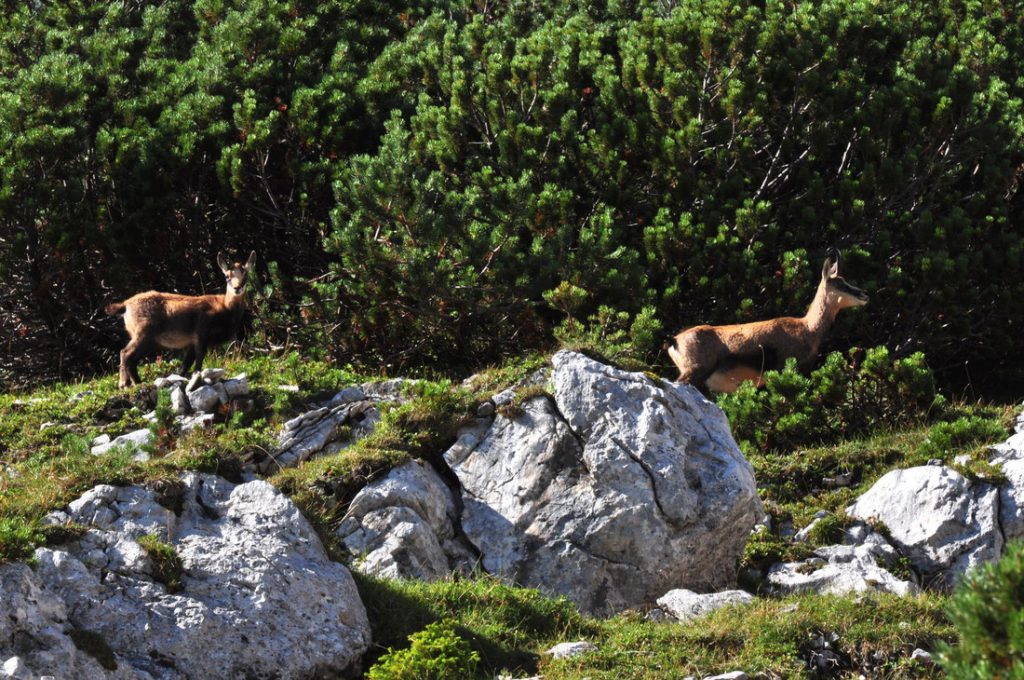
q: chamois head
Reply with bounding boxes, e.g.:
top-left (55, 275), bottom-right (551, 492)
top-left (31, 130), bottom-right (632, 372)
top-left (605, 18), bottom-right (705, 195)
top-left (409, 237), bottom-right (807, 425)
top-left (821, 248), bottom-right (869, 311)
top-left (217, 250), bottom-right (257, 303)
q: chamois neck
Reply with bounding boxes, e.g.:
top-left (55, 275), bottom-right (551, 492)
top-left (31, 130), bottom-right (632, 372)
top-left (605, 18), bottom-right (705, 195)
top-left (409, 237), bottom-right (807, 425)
top-left (803, 279), bottom-right (836, 336)
top-left (224, 290), bottom-right (247, 309)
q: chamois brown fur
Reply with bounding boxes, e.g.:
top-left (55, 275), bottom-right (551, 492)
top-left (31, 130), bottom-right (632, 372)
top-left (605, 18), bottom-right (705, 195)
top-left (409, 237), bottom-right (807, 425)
top-left (106, 251), bottom-right (256, 388)
top-left (667, 250), bottom-right (868, 393)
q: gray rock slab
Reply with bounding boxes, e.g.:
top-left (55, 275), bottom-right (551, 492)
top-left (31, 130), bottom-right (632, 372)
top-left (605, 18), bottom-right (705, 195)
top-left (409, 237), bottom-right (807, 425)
top-left (6, 474), bottom-right (371, 679)
top-left (447, 350), bottom-right (762, 615)
top-left (767, 533), bottom-right (918, 596)
top-left (338, 461), bottom-right (473, 580)
top-left (655, 589), bottom-right (753, 622)
top-left (545, 641), bottom-right (598, 659)
top-left (847, 465), bottom-right (1002, 588)
top-left (91, 429), bottom-right (152, 461)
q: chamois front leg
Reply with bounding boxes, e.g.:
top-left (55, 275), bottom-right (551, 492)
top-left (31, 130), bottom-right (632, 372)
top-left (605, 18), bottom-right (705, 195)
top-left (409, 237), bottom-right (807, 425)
top-left (120, 336), bottom-right (155, 388)
top-left (180, 347), bottom-right (196, 376)
top-left (191, 329), bottom-right (210, 375)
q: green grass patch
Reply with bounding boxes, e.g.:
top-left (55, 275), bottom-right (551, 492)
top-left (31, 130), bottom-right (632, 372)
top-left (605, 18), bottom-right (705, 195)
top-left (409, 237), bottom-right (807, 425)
top-left (748, 401), bottom-right (1012, 532)
top-left (137, 534), bottom-right (184, 593)
top-left (357, 574), bottom-right (588, 677)
top-left (0, 350), bottom-right (375, 561)
top-left (461, 354), bottom-right (549, 400)
top-left (541, 593), bottom-right (952, 679)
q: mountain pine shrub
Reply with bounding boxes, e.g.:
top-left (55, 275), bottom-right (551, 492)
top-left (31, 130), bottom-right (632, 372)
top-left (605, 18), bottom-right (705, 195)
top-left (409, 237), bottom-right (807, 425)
top-left (367, 619), bottom-right (480, 680)
top-left (717, 346), bottom-right (937, 453)
top-left (938, 540), bottom-right (1024, 678)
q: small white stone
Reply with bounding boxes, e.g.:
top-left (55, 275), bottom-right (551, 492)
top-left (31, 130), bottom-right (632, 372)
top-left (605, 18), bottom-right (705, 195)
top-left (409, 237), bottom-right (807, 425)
top-left (169, 384), bottom-right (190, 415)
top-left (656, 589), bottom-right (754, 622)
top-left (188, 385), bottom-right (223, 413)
top-left (201, 368), bottom-right (227, 383)
top-left (178, 413), bottom-right (216, 434)
top-left (154, 374), bottom-right (188, 389)
top-left (91, 429), bottom-right (153, 457)
top-left (545, 641), bottom-right (597, 659)
top-left (223, 375), bottom-right (249, 398)
top-left (2, 656), bottom-right (26, 678)
top-left (186, 372), bottom-right (205, 393)
top-left (911, 648), bottom-right (935, 664)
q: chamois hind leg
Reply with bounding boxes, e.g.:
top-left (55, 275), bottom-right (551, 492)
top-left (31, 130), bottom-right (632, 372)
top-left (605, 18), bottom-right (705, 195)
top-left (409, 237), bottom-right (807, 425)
top-left (118, 345), bottom-right (132, 389)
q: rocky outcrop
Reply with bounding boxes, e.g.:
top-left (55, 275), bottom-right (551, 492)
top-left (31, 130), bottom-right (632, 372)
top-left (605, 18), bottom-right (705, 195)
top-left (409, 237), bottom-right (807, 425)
top-left (655, 589), bottom-right (754, 622)
top-left (336, 460), bottom-right (477, 580)
top-left (446, 351), bottom-right (763, 615)
top-left (2, 474), bottom-right (370, 679)
top-left (766, 529), bottom-right (918, 596)
top-left (260, 379), bottom-right (410, 472)
top-left (991, 412), bottom-right (1024, 541)
top-left (90, 369), bottom-right (253, 462)
top-left (846, 465), bottom-right (1002, 588)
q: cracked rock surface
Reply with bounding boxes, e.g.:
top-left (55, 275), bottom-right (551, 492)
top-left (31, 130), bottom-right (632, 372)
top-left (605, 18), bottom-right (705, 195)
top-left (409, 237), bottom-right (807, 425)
top-left (656, 588), bottom-right (754, 622)
top-left (846, 465), bottom-right (1002, 588)
top-left (766, 530), bottom-right (919, 596)
top-left (336, 460), bottom-right (477, 580)
top-left (446, 350), bottom-right (763, 615)
top-left (2, 473), bottom-right (370, 679)
top-left (261, 379), bottom-right (409, 473)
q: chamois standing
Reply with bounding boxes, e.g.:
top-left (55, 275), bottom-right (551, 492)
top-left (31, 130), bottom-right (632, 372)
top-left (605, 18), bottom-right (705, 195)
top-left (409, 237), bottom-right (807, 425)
top-left (667, 249), bottom-right (868, 393)
top-left (106, 251), bottom-right (256, 388)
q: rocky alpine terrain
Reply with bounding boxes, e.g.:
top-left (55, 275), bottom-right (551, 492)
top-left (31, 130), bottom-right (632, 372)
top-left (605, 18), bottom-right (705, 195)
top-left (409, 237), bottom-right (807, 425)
top-left (2, 351), bottom-right (1022, 677)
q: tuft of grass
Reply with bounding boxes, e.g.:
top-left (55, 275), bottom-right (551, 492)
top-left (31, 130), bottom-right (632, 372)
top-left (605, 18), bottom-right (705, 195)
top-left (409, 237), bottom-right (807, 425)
top-left (741, 525), bottom-right (815, 574)
top-left (495, 384), bottom-right (554, 420)
top-left (0, 516), bottom-right (45, 562)
top-left (137, 533), bottom-right (184, 593)
top-left (461, 354), bottom-right (549, 400)
top-left (917, 415), bottom-right (1009, 462)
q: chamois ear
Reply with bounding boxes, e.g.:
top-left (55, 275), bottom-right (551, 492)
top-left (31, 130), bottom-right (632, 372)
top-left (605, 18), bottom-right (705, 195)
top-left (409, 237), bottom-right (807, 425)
top-left (245, 250), bottom-right (257, 271)
top-left (822, 248), bottom-right (840, 279)
top-left (217, 251), bottom-right (230, 275)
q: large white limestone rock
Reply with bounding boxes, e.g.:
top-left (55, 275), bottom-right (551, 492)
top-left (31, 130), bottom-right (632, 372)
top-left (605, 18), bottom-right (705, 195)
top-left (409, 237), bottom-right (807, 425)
top-left (446, 350), bottom-right (763, 615)
top-left (846, 465), bottom-right (1002, 588)
top-left (1, 474), bottom-right (371, 679)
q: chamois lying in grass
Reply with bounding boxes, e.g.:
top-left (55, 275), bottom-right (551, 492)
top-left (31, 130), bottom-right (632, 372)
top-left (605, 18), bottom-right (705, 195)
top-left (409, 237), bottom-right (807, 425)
top-left (667, 249), bottom-right (868, 393)
top-left (106, 251), bottom-right (256, 388)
